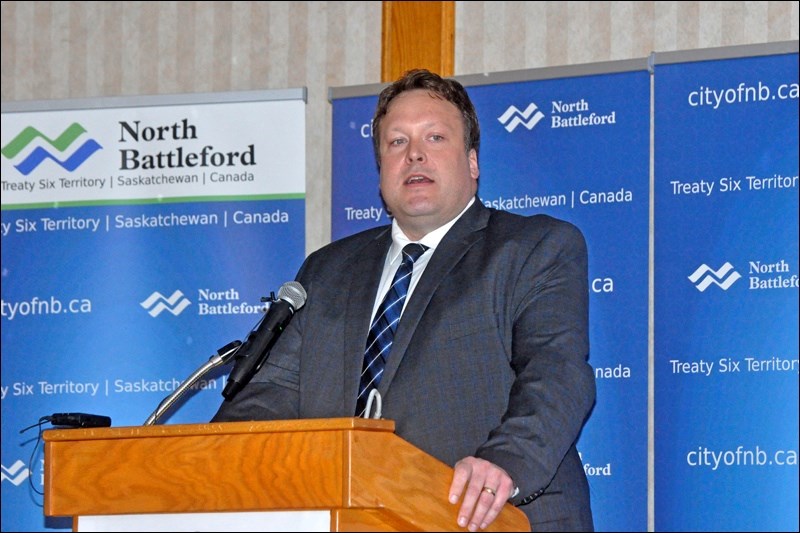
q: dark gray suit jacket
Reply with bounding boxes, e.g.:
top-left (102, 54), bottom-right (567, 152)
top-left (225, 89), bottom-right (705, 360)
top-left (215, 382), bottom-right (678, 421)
top-left (213, 199), bottom-right (596, 531)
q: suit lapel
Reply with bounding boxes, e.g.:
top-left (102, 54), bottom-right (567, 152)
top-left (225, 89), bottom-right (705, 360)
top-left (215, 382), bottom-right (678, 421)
top-left (344, 229), bottom-right (392, 411)
top-left (379, 201), bottom-right (491, 392)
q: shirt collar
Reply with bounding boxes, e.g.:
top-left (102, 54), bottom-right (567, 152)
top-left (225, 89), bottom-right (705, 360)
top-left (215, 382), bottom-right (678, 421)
top-left (388, 196), bottom-right (476, 262)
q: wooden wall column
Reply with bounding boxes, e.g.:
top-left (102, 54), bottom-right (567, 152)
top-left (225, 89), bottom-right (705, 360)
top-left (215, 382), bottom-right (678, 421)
top-left (381, 1), bottom-right (455, 82)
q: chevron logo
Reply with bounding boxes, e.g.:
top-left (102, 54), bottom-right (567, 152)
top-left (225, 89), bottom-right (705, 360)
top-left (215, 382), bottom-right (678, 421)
top-left (1, 460), bottom-right (30, 486)
top-left (1, 123), bottom-right (103, 175)
top-left (140, 290), bottom-right (192, 317)
top-left (498, 103), bottom-right (545, 132)
top-left (688, 262), bottom-right (742, 292)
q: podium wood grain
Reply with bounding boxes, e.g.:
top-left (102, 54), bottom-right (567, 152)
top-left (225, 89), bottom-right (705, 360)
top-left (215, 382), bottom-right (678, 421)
top-left (44, 418), bottom-right (529, 531)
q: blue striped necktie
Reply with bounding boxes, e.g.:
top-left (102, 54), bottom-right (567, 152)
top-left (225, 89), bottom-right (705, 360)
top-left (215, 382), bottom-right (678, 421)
top-left (356, 243), bottom-right (428, 417)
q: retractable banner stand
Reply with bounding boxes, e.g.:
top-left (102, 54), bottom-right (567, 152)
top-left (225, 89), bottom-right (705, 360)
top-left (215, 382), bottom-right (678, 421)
top-left (332, 62), bottom-right (650, 532)
top-left (1, 90), bottom-right (306, 532)
top-left (654, 48), bottom-right (799, 531)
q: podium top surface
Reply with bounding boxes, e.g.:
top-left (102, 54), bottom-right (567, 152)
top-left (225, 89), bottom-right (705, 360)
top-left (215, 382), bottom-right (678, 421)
top-left (42, 417), bottom-right (396, 442)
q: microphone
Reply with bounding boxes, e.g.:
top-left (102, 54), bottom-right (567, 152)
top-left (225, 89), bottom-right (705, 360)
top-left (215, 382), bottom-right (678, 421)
top-left (222, 281), bottom-right (306, 401)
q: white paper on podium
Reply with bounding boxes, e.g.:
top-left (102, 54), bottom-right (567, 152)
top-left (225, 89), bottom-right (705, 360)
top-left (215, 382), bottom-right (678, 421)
top-left (77, 510), bottom-right (330, 532)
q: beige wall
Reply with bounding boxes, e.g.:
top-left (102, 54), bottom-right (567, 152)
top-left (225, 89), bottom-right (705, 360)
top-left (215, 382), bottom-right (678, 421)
top-left (2, 1), bottom-right (798, 254)
top-left (456, 1), bottom-right (799, 71)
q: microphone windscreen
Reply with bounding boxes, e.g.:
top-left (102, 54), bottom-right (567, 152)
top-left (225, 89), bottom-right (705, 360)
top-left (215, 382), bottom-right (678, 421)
top-left (278, 281), bottom-right (306, 310)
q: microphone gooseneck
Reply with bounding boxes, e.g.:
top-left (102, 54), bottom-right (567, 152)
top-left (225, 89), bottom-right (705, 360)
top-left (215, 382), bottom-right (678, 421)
top-left (143, 340), bottom-right (242, 426)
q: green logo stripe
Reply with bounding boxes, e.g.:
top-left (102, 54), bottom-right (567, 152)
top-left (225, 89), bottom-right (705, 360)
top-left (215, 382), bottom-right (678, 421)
top-left (0, 193), bottom-right (305, 211)
top-left (2, 123), bottom-right (88, 158)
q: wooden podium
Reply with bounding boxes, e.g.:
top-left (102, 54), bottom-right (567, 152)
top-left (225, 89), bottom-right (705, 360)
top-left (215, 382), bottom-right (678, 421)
top-left (43, 417), bottom-right (530, 531)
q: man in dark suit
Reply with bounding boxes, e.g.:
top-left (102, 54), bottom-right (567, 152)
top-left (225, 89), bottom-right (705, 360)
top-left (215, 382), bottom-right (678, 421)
top-left (213, 69), bottom-right (595, 532)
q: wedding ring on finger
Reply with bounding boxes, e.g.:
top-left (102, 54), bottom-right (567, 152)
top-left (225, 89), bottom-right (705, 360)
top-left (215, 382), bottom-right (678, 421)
top-left (482, 486), bottom-right (497, 497)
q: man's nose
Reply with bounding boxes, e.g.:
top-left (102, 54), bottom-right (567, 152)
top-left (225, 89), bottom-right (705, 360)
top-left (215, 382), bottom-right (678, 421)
top-left (406, 139), bottom-right (426, 163)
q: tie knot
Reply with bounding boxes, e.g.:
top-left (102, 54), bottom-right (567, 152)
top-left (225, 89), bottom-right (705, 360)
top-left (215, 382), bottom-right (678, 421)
top-left (402, 243), bottom-right (428, 264)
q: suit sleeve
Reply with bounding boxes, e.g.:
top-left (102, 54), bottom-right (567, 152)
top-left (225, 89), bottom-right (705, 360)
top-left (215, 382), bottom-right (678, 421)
top-left (475, 219), bottom-right (596, 504)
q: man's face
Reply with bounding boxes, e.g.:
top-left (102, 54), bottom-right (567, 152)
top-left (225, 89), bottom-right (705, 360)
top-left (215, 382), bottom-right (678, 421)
top-left (378, 89), bottom-right (479, 240)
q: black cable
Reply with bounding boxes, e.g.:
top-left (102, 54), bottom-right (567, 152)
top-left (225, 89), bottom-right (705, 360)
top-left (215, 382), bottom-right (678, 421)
top-left (19, 417), bottom-right (49, 497)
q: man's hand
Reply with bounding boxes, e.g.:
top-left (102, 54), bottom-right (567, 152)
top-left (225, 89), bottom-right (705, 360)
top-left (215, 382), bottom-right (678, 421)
top-left (449, 456), bottom-right (515, 531)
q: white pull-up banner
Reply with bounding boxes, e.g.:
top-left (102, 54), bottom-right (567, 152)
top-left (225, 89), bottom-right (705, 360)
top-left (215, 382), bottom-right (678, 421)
top-left (1, 89), bottom-right (307, 532)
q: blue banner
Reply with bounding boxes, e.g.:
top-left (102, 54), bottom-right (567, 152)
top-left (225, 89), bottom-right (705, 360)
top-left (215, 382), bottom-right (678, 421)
top-left (332, 66), bottom-right (650, 532)
top-left (654, 52), bottom-right (799, 531)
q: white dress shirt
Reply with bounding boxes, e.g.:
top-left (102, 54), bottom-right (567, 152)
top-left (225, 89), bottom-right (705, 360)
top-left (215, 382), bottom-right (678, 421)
top-left (370, 197), bottom-right (476, 321)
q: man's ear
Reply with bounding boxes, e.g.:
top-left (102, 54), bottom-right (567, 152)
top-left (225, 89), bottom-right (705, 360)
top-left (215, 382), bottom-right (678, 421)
top-left (469, 149), bottom-right (480, 180)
